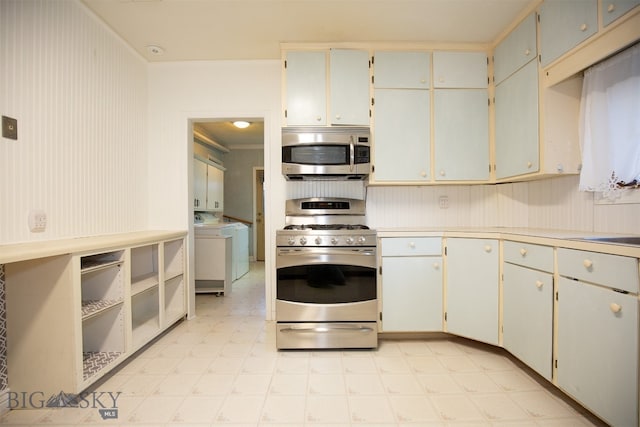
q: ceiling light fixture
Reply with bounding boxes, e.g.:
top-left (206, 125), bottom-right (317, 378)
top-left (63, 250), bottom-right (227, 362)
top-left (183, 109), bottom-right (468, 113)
top-left (233, 120), bottom-right (250, 129)
top-left (146, 45), bottom-right (165, 55)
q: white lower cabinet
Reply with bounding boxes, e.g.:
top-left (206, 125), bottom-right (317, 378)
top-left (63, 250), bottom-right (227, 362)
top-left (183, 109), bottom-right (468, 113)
top-left (380, 237), bottom-right (442, 332)
top-left (502, 241), bottom-right (554, 380)
top-left (557, 277), bottom-right (638, 427)
top-left (5, 233), bottom-right (187, 397)
top-left (556, 247), bottom-right (639, 427)
top-left (445, 238), bottom-right (499, 345)
top-left (502, 263), bottom-right (553, 380)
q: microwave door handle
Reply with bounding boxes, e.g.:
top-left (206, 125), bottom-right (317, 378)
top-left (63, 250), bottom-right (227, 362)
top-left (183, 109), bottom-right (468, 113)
top-left (349, 136), bottom-right (355, 172)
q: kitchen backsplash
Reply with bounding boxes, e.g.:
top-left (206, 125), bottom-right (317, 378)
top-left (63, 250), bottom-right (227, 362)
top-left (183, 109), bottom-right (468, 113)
top-left (366, 175), bottom-right (640, 234)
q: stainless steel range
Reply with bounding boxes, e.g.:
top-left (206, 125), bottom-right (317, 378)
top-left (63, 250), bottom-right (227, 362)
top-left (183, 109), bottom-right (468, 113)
top-left (276, 197), bottom-right (378, 350)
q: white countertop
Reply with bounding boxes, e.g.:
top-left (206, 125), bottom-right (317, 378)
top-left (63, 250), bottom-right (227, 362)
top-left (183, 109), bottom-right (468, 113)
top-left (376, 227), bottom-right (640, 257)
top-left (0, 230), bottom-right (187, 264)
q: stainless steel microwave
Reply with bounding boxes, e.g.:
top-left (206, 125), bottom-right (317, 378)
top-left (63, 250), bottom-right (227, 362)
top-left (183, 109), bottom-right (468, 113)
top-left (281, 127), bottom-right (371, 180)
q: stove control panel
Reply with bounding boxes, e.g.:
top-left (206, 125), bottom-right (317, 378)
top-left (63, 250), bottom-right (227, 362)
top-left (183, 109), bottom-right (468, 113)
top-left (276, 231), bottom-right (377, 247)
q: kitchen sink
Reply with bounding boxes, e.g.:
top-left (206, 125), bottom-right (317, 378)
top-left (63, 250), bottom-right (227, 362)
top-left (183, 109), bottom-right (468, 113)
top-left (574, 236), bottom-right (640, 246)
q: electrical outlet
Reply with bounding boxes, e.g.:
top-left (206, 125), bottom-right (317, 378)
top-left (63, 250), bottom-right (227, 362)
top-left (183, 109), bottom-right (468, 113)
top-left (438, 195), bottom-right (449, 209)
top-left (28, 209), bottom-right (47, 232)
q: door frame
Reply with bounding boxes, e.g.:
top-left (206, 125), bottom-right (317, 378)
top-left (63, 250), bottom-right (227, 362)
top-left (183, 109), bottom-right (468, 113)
top-left (253, 167), bottom-right (265, 261)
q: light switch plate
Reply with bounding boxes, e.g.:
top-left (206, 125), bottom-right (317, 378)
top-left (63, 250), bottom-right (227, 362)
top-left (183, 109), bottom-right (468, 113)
top-left (2, 115), bottom-right (18, 140)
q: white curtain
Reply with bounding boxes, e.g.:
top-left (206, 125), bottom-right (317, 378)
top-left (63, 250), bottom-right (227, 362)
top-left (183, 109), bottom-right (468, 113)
top-left (579, 42), bottom-right (640, 198)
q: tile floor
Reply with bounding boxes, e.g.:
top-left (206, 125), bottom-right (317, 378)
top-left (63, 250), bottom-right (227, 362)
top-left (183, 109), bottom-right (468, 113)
top-left (1, 262), bottom-right (606, 426)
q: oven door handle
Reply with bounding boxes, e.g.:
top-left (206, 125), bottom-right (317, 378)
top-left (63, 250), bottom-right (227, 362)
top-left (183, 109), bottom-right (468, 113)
top-left (349, 136), bottom-right (355, 172)
top-left (280, 325), bottom-right (375, 334)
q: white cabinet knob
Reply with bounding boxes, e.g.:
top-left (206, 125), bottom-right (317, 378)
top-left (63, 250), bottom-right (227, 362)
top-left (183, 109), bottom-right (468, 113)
top-left (583, 259), bottom-right (593, 269)
top-left (420, 78), bottom-right (427, 84)
top-left (607, 3), bottom-right (615, 12)
top-left (520, 248), bottom-right (527, 256)
top-left (420, 171), bottom-right (427, 178)
top-left (433, 262), bottom-right (440, 270)
top-left (610, 303), bottom-right (622, 313)
top-left (484, 245), bottom-right (492, 253)
top-left (580, 23), bottom-right (588, 31)
top-left (439, 170), bottom-right (445, 176)
top-left (335, 115), bottom-right (341, 120)
top-left (535, 280), bottom-right (544, 289)
top-left (527, 161), bottom-right (533, 168)
top-left (409, 242), bottom-right (416, 248)
top-left (438, 77), bottom-right (445, 83)
top-left (524, 48), bottom-right (531, 56)
top-left (316, 116), bottom-right (322, 122)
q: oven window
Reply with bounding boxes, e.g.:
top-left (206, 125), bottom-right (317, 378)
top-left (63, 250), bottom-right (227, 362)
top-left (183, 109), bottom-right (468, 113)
top-left (283, 145), bottom-right (348, 165)
top-left (277, 264), bottom-right (376, 304)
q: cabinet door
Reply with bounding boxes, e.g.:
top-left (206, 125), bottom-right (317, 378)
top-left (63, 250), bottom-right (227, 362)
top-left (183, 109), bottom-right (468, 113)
top-left (539, 0), bottom-right (598, 67)
top-left (434, 89), bottom-right (489, 181)
top-left (206, 164), bottom-right (224, 211)
top-left (493, 13), bottom-right (537, 85)
top-left (433, 51), bottom-right (488, 88)
top-left (445, 238), bottom-right (499, 345)
top-left (557, 277), bottom-right (638, 427)
top-left (381, 256), bottom-right (443, 332)
top-left (373, 51), bottom-right (430, 89)
top-left (285, 51), bottom-right (327, 125)
top-left (494, 59), bottom-right (539, 179)
top-left (502, 263), bottom-right (553, 380)
top-left (193, 158), bottom-right (207, 209)
top-left (373, 89), bottom-right (430, 182)
top-left (602, 0), bottom-right (640, 26)
top-left (330, 49), bottom-right (370, 125)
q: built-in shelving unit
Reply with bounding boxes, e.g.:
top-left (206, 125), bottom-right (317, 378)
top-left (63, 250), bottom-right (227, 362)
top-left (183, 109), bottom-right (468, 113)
top-left (4, 231), bottom-right (187, 398)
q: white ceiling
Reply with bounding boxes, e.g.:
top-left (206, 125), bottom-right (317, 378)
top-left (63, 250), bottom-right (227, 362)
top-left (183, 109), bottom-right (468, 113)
top-left (82, 0), bottom-right (536, 62)
top-left (82, 0), bottom-right (537, 147)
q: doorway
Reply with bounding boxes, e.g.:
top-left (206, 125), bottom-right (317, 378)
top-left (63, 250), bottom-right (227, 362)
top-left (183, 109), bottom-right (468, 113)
top-left (192, 118), bottom-right (265, 261)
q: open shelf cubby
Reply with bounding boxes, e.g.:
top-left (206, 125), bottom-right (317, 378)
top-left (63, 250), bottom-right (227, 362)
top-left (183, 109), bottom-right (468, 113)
top-left (81, 303), bottom-right (125, 382)
top-left (132, 286), bottom-right (160, 349)
top-left (165, 275), bottom-right (186, 325)
top-left (164, 239), bottom-right (184, 281)
top-left (131, 244), bottom-right (160, 296)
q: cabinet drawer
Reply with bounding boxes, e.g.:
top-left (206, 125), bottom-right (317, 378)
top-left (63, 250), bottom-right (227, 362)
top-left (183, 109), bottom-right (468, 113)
top-left (503, 241), bottom-right (554, 272)
top-left (381, 237), bottom-right (441, 256)
top-left (557, 248), bottom-right (639, 293)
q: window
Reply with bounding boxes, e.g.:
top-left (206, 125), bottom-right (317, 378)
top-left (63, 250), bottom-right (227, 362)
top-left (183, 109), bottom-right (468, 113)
top-left (579, 42), bottom-right (640, 199)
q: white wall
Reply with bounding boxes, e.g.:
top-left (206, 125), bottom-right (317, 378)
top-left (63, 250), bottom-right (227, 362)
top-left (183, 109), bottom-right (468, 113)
top-left (0, 0), bottom-right (149, 244)
top-left (146, 60), bottom-right (284, 320)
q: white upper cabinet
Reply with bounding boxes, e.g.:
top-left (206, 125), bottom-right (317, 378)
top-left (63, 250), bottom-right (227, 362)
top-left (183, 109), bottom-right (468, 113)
top-left (372, 51), bottom-right (431, 182)
top-left (284, 51), bottom-right (327, 126)
top-left (434, 89), bottom-right (489, 181)
top-left (433, 51), bottom-right (489, 181)
top-left (433, 51), bottom-right (488, 88)
top-left (329, 49), bottom-right (370, 125)
top-left (602, 0), bottom-right (640, 26)
top-left (373, 89), bottom-right (430, 182)
top-left (373, 51), bottom-right (430, 88)
top-left (539, 0), bottom-right (598, 67)
top-left (494, 60), bottom-right (539, 179)
top-left (193, 158), bottom-right (207, 210)
top-left (493, 12), bottom-right (537, 85)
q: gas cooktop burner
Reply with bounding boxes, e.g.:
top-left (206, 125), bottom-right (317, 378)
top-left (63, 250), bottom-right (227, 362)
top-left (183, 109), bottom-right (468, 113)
top-left (284, 224), bottom-right (370, 231)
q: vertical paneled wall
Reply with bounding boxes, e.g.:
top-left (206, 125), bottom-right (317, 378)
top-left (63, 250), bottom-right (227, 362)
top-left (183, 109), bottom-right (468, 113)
top-left (367, 175), bottom-right (640, 234)
top-left (0, 0), bottom-right (148, 244)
